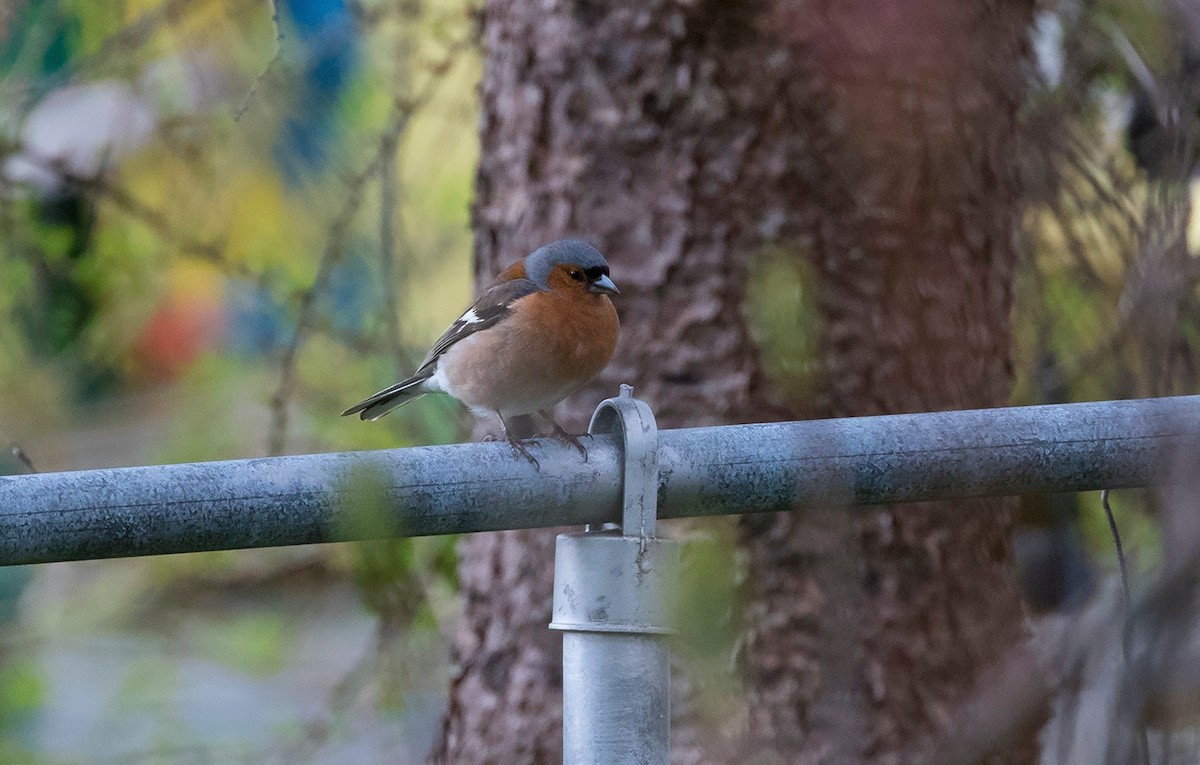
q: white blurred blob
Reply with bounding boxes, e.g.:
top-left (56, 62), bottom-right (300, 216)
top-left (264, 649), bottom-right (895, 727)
top-left (3, 51), bottom-right (226, 195)
top-left (1032, 10), bottom-right (1064, 89)
top-left (4, 81), bottom-right (157, 193)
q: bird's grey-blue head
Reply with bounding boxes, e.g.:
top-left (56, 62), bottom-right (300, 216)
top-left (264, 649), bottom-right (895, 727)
top-left (525, 239), bottom-right (619, 294)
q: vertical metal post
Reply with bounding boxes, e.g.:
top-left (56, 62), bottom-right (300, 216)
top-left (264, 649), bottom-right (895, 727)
top-left (550, 385), bottom-right (679, 764)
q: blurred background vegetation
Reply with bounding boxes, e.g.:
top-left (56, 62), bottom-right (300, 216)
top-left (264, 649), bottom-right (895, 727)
top-left (0, 0), bottom-right (1196, 761)
top-left (0, 0), bottom-right (475, 760)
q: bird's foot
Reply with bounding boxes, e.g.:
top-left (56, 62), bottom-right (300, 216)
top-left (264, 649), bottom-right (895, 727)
top-left (539, 411), bottom-right (589, 461)
top-left (505, 435), bottom-right (541, 470)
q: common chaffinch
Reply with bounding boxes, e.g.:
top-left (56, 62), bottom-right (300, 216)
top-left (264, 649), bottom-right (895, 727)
top-left (342, 239), bottom-right (620, 462)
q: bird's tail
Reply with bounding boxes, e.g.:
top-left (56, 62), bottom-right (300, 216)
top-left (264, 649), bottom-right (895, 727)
top-left (341, 368), bottom-right (435, 421)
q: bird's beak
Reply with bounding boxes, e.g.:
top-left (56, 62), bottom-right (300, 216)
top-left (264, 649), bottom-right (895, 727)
top-left (589, 274), bottom-right (620, 295)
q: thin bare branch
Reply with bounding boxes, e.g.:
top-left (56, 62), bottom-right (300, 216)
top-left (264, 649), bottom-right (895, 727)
top-left (13, 153), bottom-right (253, 279)
top-left (378, 139), bottom-right (404, 374)
top-left (265, 34), bottom-right (473, 455)
top-left (266, 105), bottom-right (412, 456)
top-left (235, 0), bottom-right (286, 122)
top-left (377, 13), bottom-right (419, 376)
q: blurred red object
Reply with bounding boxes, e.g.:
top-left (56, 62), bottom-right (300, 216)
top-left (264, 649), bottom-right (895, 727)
top-left (133, 264), bottom-right (225, 381)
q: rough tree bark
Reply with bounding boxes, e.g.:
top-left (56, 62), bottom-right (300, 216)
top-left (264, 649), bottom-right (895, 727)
top-left (431, 1), bottom-right (1035, 763)
top-left (738, 2), bottom-right (1038, 763)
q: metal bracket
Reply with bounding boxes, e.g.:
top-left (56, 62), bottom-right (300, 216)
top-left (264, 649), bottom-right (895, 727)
top-left (550, 385), bottom-right (678, 764)
top-left (587, 383), bottom-right (659, 538)
top-left (551, 384), bottom-right (675, 634)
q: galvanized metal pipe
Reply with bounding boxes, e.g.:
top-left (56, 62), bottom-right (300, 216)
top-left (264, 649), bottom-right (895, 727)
top-left (560, 631), bottom-right (671, 762)
top-left (553, 533), bottom-right (678, 764)
top-left (0, 395), bottom-right (1197, 566)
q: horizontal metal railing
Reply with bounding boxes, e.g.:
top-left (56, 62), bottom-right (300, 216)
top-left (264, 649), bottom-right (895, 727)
top-left (0, 395), bottom-right (1197, 566)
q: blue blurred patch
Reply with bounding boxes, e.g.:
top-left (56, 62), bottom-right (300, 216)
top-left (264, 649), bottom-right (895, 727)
top-left (224, 245), bottom-right (379, 356)
top-left (273, 0), bottom-right (361, 181)
top-left (224, 280), bottom-right (293, 356)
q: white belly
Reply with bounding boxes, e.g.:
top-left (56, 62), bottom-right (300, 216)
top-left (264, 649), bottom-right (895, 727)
top-left (429, 335), bottom-right (588, 418)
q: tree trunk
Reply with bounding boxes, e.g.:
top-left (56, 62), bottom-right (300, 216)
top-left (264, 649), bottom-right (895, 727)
top-left (737, 2), bottom-right (1037, 762)
top-left (432, 1), bottom-right (1035, 763)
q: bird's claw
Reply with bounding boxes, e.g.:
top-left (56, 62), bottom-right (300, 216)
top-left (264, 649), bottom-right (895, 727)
top-left (550, 430), bottom-right (588, 461)
top-left (537, 410), bottom-right (588, 461)
top-left (506, 436), bottom-right (541, 470)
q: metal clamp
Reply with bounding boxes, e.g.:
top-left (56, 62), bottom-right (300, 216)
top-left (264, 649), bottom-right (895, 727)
top-left (587, 383), bottom-right (659, 538)
top-left (549, 386), bottom-right (680, 765)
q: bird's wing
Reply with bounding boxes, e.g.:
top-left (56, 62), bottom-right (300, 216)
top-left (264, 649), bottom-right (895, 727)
top-left (416, 278), bottom-right (542, 372)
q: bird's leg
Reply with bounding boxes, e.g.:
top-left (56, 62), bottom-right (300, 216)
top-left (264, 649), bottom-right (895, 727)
top-left (539, 410), bottom-right (588, 460)
top-left (498, 413), bottom-right (540, 469)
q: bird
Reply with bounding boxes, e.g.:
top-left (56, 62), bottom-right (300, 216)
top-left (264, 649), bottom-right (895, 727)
top-left (342, 239), bottom-right (620, 464)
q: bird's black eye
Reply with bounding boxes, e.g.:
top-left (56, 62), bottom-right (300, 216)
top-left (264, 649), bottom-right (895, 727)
top-left (568, 269), bottom-right (585, 281)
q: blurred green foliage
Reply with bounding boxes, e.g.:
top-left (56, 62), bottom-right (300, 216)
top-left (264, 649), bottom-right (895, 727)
top-left (195, 612), bottom-right (291, 675)
top-left (0, 0), bottom-right (475, 759)
top-left (0, 0), bottom-right (480, 461)
top-left (745, 245), bottom-right (824, 413)
top-left (0, 657), bottom-right (45, 726)
top-left (672, 519), bottom-right (745, 725)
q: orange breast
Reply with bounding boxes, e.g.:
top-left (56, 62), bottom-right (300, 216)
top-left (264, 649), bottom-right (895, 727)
top-left (437, 290), bottom-right (619, 416)
top-left (521, 290), bottom-right (619, 386)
